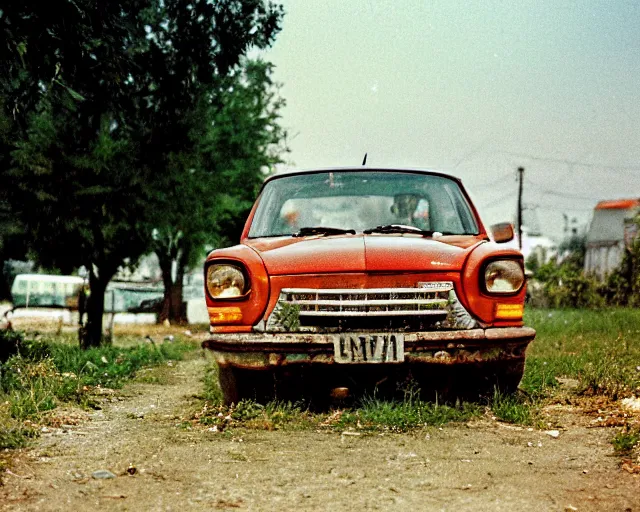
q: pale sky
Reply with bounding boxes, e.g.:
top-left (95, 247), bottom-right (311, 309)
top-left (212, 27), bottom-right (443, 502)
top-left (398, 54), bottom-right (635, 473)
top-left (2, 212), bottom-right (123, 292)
top-left (260, 0), bottom-right (640, 240)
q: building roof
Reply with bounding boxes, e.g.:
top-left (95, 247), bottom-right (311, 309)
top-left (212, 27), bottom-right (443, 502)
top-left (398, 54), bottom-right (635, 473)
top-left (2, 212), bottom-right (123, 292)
top-left (587, 201), bottom-right (640, 244)
top-left (595, 198), bottom-right (640, 210)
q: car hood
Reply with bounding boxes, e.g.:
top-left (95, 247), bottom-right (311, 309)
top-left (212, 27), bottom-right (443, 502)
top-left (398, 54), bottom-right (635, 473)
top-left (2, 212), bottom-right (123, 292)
top-left (245, 234), bottom-right (484, 275)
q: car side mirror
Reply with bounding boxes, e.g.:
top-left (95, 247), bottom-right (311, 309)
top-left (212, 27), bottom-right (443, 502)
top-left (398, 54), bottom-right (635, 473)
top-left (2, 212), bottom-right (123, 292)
top-left (491, 222), bottom-right (515, 243)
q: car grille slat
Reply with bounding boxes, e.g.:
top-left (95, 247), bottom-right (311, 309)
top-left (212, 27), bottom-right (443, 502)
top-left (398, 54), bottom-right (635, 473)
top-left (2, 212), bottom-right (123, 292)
top-left (298, 310), bottom-right (449, 317)
top-left (288, 299), bottom-right (449, 307)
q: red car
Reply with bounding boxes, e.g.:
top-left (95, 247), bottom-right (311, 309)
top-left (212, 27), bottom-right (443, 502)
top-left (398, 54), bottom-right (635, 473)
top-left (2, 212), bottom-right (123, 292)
top-left (203, 168), bottom-right (535, 404)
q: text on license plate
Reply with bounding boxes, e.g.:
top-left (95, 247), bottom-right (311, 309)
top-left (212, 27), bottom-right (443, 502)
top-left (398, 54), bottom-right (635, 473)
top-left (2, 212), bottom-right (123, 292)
top-left (332, 334), bottom-right (405, 364)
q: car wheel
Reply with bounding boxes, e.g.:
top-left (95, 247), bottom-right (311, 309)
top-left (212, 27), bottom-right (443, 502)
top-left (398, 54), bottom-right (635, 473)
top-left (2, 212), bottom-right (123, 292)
top-left (459, 359), bottom-right (525, 399)
top-left (218, 366), bottom-right (276, 405)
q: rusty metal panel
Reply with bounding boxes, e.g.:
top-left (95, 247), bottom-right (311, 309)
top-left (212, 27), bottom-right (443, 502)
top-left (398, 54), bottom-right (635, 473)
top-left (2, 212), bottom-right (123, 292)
top-left (203, 326), bottom-right (535, 370)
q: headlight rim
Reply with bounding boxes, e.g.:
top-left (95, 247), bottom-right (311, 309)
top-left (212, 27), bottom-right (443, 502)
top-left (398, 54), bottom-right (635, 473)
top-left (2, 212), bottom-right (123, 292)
top-left (480, 257), bottom-right (525, 296)
top-left (205, 260), bottom-right (251, 301)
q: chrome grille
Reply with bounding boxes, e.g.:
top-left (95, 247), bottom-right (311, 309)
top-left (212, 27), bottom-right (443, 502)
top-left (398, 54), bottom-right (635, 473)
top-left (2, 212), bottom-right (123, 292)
top-left (264, 282), bottom-right (477, 332)
top-left (281, 286), bottom-right (451, 317)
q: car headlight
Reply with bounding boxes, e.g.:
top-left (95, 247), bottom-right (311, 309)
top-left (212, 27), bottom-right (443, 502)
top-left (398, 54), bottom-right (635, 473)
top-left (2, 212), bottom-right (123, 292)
top-left (206, 264), bottom-right (248, 299)
top-left (484, 260), bottom-right (524, 294)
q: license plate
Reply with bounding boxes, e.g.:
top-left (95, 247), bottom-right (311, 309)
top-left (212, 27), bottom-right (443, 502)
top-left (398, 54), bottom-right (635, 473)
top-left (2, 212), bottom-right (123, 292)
top-left (332, 333), bottom-right (405, 364)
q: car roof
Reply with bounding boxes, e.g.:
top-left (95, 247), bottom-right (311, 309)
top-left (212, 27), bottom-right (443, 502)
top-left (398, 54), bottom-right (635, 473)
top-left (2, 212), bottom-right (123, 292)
top-left (263, 167), bottom-right (463, 185)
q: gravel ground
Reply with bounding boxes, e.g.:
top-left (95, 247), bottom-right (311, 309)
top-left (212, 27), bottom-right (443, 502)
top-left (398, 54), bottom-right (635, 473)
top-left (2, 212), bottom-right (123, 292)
top-left (2, 357), bottom-right (639, 512)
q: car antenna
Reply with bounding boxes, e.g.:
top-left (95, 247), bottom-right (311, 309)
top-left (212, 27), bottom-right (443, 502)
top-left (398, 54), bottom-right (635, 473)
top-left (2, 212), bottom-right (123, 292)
top-left (362, 153), bottom-right (367, 166)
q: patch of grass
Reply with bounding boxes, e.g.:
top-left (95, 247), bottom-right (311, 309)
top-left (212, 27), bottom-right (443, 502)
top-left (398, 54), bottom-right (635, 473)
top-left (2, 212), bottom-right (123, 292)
top-left (523, 308), bottom-right (640, 399)
top-left (612, 426), bottom-right (640, 455)
top-left (134, 365), bottom-right (176, 385)
top-left (197, 398), bottom-right (316, 431)
top-left (334, 396), bottom-right (480, 432)
top-left (0, 404), bottom-right (39, 449)
top-left (48, 341), bottom-right (194, 391)
top-left (490, 391), bottom-right (535, 425)
top-left (0, 329), bottom-right (197, 449)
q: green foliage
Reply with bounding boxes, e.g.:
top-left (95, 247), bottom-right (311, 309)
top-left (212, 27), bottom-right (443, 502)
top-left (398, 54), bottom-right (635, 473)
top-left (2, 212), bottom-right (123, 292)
top-left (271, 302), bottom-right (301, 331)
top-left (490, 391), bottom-right (533, 425)
top-left (532, 258), bottom-right (604, 309)
top-left (0, 329), bottom-right (51, 365)
top-left (523, 309), bottom-right (640, 399)
top-left (0, 0), bottom-right (287, 338)
top-left (0, 415), bottom-right (38, 450)
top-left (335, 396), bottom-right (479, 432)
top-left (0, 330), bottom-right (195, 448)
top-left (530, 217), bottom-right (640, 309)
top-left (612, 426), bottom-right (640, 455)
top-left (601, 216), bottom-right (640, 307)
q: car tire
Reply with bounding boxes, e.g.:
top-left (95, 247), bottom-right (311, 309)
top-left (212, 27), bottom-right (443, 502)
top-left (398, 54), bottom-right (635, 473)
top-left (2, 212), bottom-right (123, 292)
top-left (218, 366), bottom-right (276, 405)
top-left (461, 359), bottom-right (525, 399)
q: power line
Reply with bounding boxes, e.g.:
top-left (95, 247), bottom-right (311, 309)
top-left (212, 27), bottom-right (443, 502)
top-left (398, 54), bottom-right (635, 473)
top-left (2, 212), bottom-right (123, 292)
top-left (524, 178), bottom-right (603, 201)
top-left (532, 203), bottom-right (595, 212)
top-left (478, 191), bottom-right (517, 209)
top-left (497, 150), bottom-right (640, 172)
top-left (471, 172), bottom-right (515, 189)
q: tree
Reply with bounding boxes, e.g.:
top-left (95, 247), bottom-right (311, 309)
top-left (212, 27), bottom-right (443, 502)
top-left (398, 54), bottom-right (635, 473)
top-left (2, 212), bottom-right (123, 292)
top-left (1, 1), bottom-right (156, 347)
top-left (129, 1), bottom-right (286, 324)
top-left (149, 60), bottom-right (287, 323)
top-left (0, 0), bottom-right (286, 342)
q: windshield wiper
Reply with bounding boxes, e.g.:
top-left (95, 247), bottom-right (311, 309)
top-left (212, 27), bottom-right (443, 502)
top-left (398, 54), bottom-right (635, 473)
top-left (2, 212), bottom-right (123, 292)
top-left (363, 224), bottom-right (447, 236)
top-left (292, 226), bottom-right (356, 237)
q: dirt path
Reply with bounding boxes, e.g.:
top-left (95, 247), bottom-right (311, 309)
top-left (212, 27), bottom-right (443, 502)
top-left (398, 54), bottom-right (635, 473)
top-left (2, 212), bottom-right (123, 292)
top-left (2, 357), bottom-right (639, 511)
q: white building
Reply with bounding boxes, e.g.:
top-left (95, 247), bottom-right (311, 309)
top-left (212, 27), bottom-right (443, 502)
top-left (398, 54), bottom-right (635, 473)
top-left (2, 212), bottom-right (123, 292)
top-left (584, 199), bottom-right (640, 279)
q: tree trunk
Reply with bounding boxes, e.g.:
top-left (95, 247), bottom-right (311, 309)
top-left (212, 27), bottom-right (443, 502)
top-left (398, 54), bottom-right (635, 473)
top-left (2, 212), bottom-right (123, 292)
top-left (157, 252), bottom-right (188, 325)
top-left (0, 258), bottom-right (10, 302)
top-left (80, 269), bottom-right (109, 349)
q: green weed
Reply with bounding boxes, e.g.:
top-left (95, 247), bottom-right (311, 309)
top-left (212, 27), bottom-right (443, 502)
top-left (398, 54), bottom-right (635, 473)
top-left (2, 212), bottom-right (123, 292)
top-left (490, 391), bottom-right (534, 425)
top-left (0, 330), bottom-right (196, 449)
top-left (612, 427), bottom-right (640, 455)
top-left (334, 396), bottom-right (480, 432)
top-left (523, 309), bottom-right (640, 398)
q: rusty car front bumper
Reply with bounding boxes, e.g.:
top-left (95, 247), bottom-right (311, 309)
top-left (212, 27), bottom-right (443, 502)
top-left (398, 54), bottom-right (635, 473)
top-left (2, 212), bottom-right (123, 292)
top-left (202, 327), bottom-right (536, 369)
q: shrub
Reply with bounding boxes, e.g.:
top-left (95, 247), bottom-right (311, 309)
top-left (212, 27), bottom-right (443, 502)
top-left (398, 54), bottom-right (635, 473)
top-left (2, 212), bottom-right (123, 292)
top-left (531, 259), bottom-right (604, 309)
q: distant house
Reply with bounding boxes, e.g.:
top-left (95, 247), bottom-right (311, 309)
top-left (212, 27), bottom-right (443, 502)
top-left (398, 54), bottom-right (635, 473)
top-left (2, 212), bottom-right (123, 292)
top-left (584, 199), bottom-right (640, 279)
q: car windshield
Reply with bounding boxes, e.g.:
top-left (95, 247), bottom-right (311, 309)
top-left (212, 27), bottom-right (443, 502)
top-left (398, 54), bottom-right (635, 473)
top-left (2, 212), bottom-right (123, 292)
top-left (248, 171), bottom-right (479, 238)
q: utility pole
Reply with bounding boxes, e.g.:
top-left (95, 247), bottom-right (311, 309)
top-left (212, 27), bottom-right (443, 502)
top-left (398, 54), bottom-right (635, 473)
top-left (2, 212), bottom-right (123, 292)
top-left (517, 167), bottom-right (524, 250)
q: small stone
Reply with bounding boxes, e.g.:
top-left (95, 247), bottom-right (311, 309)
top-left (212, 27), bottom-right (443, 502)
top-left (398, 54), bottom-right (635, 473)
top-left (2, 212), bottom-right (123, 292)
top-left (92, 470), bottom-right (116, 479)
top-left (556, 377), bottom-right (580, 389)
top-left (545, 430), bottom-right (560, 438)
top-left (621, 397), bottom-right (640, 411)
